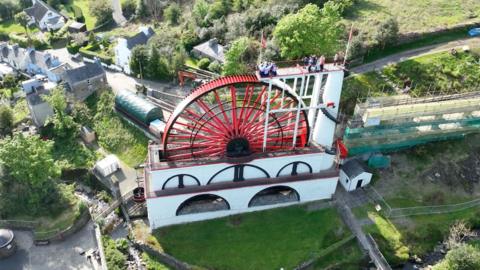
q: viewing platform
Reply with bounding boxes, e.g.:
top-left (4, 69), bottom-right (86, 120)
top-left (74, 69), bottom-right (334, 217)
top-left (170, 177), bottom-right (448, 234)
top-left (256, 60), bottom-right (344, 81)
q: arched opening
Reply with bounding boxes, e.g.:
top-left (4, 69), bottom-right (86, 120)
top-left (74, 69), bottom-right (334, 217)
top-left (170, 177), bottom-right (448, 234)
top-left (248, 186), bottom-right (300, 207)
top-left (176, 194), bottom-right (230, 216)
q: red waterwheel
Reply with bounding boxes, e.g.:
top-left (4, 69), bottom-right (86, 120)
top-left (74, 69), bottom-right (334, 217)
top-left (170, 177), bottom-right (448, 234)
top-left (162, 75), bottom-right (309, 161)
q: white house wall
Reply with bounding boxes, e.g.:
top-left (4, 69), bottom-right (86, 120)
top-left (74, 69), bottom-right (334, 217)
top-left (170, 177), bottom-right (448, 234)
top-left (147, 176), bottom-right (338, 228)
top-left (148, 152), bottom-right (336, 191)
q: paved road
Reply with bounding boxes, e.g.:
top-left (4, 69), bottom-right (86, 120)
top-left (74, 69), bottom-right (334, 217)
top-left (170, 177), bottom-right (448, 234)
top-left (351, 37), bottom-right (480, 74)
top-left (111, 0), bottom-right (127, 26)
top-left (0, 222), bottom-right (97, 270)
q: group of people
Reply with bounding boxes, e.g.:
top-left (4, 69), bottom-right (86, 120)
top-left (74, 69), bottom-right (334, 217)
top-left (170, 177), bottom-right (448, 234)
top-left (303, 55), bottom-right (326, 72)
top-left (258, 61), bottom-right (278, 77)
top-left (303, 52), bottom-right (344, 73)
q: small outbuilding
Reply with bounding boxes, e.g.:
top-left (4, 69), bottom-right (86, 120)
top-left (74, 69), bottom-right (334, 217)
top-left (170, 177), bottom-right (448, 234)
top-left (0, 228), bottom-right (15, 259)
top-left (115, 90), bottom-right (163, 125)
top-left (339, 159), bottom-right (372, 191)
top-left (94, 155), bottom-right (120, 177)
top-left (67, 21), bottom-right (86, 33)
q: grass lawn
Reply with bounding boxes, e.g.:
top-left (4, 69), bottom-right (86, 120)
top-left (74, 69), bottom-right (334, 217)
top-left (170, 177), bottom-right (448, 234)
top-left (62, 0), bottom-right (97, 30)
top-left (12, 98), bottom-right (29, 125)
top-left (344, 0), bottom-right (480, 35)
top-left (154, 206), bottom-right (349, 270)
top-left (0, 20), bottom-right (39, 35)
top-left (142, 252), bottom-right (171, 270)
top-left (310, 238), bottom-right (367, 270)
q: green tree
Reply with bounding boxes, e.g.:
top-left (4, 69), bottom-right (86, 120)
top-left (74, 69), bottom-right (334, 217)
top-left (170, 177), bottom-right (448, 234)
top-left (0, 134), bottom-right (61, 214)
top-left (433, 244), bottom-right (480, 270)
top-left (192, 0), bottom-right (210, 27)
top-left (129, 45), bottom-right (149, 78)
top-left (121, 0), bottom-right (137, 19)
top-left (0, 0), bottom-right (20, 21)
top-left (14, 11), bottom-right (31, 38)
top-left (89, 0), bottom-right (113, 26)
top-left (223, 37), bottom-right (257, 75)
top-left (135, 0), bottom-right (148, 18)
top-left (373, 17), bottom-right (399, 49)
top-left (197, 58), bottom-right (211, 70)
top-left (0, 105), bottom-right (13, 136)
top-left (273, 3), bottom-right (343, 58)
top-left (47, 0), bottom-right (60, 9)
top-left (164, 3), bottom-right (181, 25)
top-left (147, 47), bottom-right (170, 80)
top-left (2, 74), bottom-right (17, 89)
top-left (43, 86), bottom-right (79, 139)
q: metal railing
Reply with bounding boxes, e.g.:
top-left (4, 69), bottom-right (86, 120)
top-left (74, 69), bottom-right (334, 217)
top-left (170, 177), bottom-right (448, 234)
top-left (388, 198), bottom-right (480, 218)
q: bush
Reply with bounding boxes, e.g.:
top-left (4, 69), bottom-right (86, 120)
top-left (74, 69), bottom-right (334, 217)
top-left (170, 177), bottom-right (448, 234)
top-left (67, 42), bottom-right (81, 54)
top-left (164, 3), bottom-right (181, 25)
top-left (197, 58), bottom-right (211, 70)
top-left (208, 60), bottom-right (222, 73)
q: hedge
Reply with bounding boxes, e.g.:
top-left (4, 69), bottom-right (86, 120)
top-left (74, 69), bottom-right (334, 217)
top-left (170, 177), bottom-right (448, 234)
top-left (8, 33), bottom-right (49, 50)
top-left (67, 43), bottom-right (81, 54)
top-left (71, 5), bottom-right (85, 23)
top-left (78, 47), bottom-right (113, 65)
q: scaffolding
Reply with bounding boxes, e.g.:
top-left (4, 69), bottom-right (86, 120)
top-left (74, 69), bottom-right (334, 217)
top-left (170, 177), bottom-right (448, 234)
top-left (343, 91), bottom-right (480, 155)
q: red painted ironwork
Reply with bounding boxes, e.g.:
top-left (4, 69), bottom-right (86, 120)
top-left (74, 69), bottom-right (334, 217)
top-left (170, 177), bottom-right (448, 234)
top-left (163, 75), bottom-right (310, 161)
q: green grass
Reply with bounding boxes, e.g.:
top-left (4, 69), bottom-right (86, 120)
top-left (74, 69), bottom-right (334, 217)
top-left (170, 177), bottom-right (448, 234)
top-left (0, 20), bottom-right (39, 34)
top-left (344, 0), bottom-right (480, 36)
top-left (310, 238), bottom-right (367, 270)
top-left (142, 252), bottom-right (171, 270)
top-left (154, 206), bottom-right (349, 270)
top-left (364, 213), bottom-right (410, 266)
top-left (12, 98), bottom-right (29, 125)
top-left (62, 0), bottom-right (97, 30)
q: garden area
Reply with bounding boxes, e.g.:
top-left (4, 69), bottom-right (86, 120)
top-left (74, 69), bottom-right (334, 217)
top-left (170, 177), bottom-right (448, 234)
top-left (351, 133), bottom-right (480, 266)
top-left (151, 205), bottom-right (355, 270)
top-left (84, 91), bottom-right (148, 167)
top-left (341, 48), bottom-right (480, 114)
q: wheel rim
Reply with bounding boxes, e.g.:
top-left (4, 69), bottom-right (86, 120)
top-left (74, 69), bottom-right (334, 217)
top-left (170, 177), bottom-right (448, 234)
top-left (163, 75), bottom-right (309, 160)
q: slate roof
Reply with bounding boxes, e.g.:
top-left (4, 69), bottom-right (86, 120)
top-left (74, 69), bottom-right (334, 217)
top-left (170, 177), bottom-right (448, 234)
top-left (341, 159), bottom-right (369, 179)
top-left (26, 89), bottom-right (49, 106)
top-left (25, 0), bottom-right (61, 23)
top-left (64, 63), bottom-right (105, 83)
top-left (126, 27), bottom-right (155, 50)
top-left (192, 38), bottom-right (225, 63)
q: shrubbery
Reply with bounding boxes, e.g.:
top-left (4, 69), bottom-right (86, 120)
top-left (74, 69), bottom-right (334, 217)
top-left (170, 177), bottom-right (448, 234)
top-left (197, 58), bottom-right (211, 70)
top-left (78, 47), bottom-right (113, 65)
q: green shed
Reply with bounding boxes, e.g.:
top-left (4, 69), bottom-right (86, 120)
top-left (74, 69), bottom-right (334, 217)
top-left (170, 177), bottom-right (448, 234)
top-left (115, 90), bottom-right (163, 125)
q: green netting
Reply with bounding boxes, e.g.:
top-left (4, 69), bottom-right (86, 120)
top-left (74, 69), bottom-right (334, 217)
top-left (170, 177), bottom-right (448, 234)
top-left (368, 155), bottom-right (391, 169)
top-left (115, 91), bottom-right (163, 124)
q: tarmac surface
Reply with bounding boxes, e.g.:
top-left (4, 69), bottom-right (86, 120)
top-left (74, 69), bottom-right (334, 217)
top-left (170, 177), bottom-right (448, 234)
top-left (0, 222), bottom-right (97, 270)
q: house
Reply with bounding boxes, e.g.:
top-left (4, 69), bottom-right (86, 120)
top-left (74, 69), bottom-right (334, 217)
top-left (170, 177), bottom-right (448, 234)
top-left (192, 38), bottom-right (225, 63)
top-left (339, 159), bottom-right (373, 191)
top-left (26, 88), bottom-right (54, 127)
top-left (24, 0), bottom-right (65, 31)
top-left (0, 63), bottom-right (16, 79)
top-left (62, 62), bottom-right (107, 101)
top-left (114, 26), bottom-right (155, 74)
top-left (68, 22), bottom-right (87, 33)
top-left (0, 43), bottom-right (64, 82)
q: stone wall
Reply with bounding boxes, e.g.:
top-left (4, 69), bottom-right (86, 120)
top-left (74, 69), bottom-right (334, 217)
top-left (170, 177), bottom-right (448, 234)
top-left (133, 241), bottom-right (194, 270)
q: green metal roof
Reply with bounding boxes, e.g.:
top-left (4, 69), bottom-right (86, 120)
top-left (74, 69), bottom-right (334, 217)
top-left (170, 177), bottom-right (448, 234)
top-left (115, 91), bottom-right (163, 124)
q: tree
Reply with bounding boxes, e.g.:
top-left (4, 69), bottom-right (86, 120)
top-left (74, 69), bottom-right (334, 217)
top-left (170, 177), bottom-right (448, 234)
top-left (164, 3), bottom-right (181, 25)
top-left (135, 0), bottom-right (148, 18)
top-left (121, 0), bottom-right (137, 19)
top-left (0, 134), bottom-right (61, 215)
top-left (433, 244), bottom-right (480, 270)
top-left (197, 58), bottom-right (211, 70)
top-left (0, 0), bottom-right (20, 21)
top-left (89, 0), bottom-right (113, 26)
top-left (43, 86), bottom-right (79, 140)
top-left (129, 45), bottom-right (149, 78)
top-left (14, 11), bottom-right (31, 38)
top-left (373, 17), bottom-right (399, 49)
top-left (47, 0), bottom-right (60, 9)
top-left (273, 3), bottom-right (344, 58)
top-left (0, 105), bottom-right (13, 136)
top-left (2, 74), bottom-right (17, 89)
top-left (223, 37), bottom-right (257, 75)
top-left (147, 47), bottom-right (170, 80)
top-left (192, 0), bottom-right (210, 27)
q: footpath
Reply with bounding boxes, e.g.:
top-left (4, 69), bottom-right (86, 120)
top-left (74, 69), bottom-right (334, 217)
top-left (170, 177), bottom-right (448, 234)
top-left (335, 187), bottom-right (392, 270)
